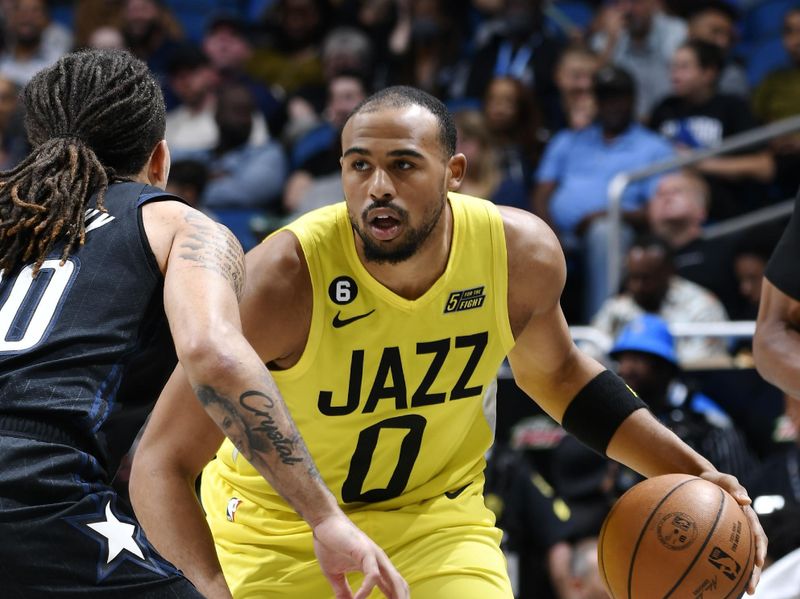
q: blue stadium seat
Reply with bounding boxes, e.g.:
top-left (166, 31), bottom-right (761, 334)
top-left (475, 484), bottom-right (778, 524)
top-left (741, 0), bottom-right (800, 44)
top-left (745, 37), bottom-right (791, 87)
top-left (211, 208), bottom-right (267, 252)
top-left (544, 0), bottom-right (595, 39)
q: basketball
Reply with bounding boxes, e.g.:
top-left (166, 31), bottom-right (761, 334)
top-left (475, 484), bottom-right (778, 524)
top-left (598, 473), bottom-right (754, 599)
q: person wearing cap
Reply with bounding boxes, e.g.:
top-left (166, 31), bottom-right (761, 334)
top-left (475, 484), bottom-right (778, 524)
top-left (532, 65), bottom-right (673, 321)
top-left (610, 314), bottom-right (757, 484)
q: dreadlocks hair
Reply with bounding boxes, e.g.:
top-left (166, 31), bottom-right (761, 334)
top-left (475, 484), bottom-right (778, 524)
top-left (0, 49), bottom-right (166, 274)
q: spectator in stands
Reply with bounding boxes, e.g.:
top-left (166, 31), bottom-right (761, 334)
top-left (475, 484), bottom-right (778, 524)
top-left (484, 442), bottom-right (573, 599)
top-left (731, 238), bottom-right (773, 322)
top-left (454, 109), bottom-right (528, 211)
top-left (753, 8), bottom-right (800, 199)
top-left (87, 25), bottom-right (125, 50)
top-left (166, 44), bottom-right (269, 155)
top-left (750, 394), bottom-right (800, 510)
top-left (591, 0), bottom-right (686, 120)
top-left (73, 0), bottom-right (123, 49)
top-left (591, 236), bottom-right (729, 364)
top-left (320, 25), bottom-right (373, 85)
top-left (609, 314), bottom-right (757, 483)
top-left (382, 0), bottom-right (465, 100)
top-left (650, 39), bottom-right (774, 221)
top-left (533, 66), bottom-right (673, 321)
top-left (166, 43), bottom-right (270, 154)
top-left (247, 0), bottom-right (330, 97)
top-left (568, 537), bottom-right (610, 599)
top-left (463, 0), bottom-right (563, 110)
top-left (550, 44), bottom-right (599, 133)
top-left (164, 45), bottom-right (220, 151)
top-left (0, 0), bottom-right (72, 86)
top-left (282, 70), bottom-right (368, 215)
top-left (0, 75), bottom-right (28, 170)
top-left (202, 13), bottom-right (286, 138)
top-left (281, 26), bottom-right (374, 148)
top-left (165, 159), bottom-right (209, 210)
top-left (121, 0), bottom-right (183, 81)
top-left (686, 0), bottom-right (748, 98)
top-left (483, 76), bottom-right (544, 200)
top-left (646, 169), bottom-right (738, 312)
top-left (175, 82), bottom-right (288, 212)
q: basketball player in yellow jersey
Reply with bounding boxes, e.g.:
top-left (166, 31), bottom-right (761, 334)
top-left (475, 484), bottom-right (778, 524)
top-left (131, 87), bottom-right (767, 598)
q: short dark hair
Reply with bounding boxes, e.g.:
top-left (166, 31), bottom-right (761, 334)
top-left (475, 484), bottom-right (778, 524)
top-left (687, 0), bottom-right (739, 23)
top-left (166, 43), bottom-right (210, 77)
top-left (593, 65), bottom-right (636, 99)
top-left (630, 235), bottom-right (675, 264)
top-left (0, 49), bottom-right (166, 273)
top-left (681, 39), bottom-right (726, 74)
top-left (345, 86), bottom-right (457, 157)
top-left (168, 160), bottom-right (209, 194)
top-left (329, 68), bottom-right (371, 97)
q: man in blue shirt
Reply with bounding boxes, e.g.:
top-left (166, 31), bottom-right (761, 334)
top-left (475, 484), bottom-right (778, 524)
top-left (532, 66), bottom-right (673, 321)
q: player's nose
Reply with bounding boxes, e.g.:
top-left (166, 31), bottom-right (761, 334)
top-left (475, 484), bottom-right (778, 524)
top-left (368, 168), bottom-right (395, 200)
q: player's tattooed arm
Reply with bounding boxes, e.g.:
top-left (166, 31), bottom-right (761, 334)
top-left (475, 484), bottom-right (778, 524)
top-left (177, 211), bottom-right (245, 300)
top-left (194, 383), bottom-right (322, 514)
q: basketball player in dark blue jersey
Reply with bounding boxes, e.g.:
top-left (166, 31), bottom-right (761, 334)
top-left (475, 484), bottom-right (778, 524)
top-left (0, 49), bottom-right (407, 599)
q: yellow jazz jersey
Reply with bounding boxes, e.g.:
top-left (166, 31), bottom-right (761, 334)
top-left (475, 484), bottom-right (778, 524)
top-left (208, 192), bottom-right (515, 521)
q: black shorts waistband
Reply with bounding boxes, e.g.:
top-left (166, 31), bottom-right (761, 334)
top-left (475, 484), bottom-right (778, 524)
top-left (0, 414), bottom-right (99, 456)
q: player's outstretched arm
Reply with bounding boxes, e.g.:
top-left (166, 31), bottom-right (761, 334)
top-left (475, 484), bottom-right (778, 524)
top-left (753, 278), bottom-right (800, 398)
top-left (131, 203), bottom-right (408, 599)
top-left (500, 207), bottom-right (766, 593)
top-left (130, 365), bottom-right (230, 598)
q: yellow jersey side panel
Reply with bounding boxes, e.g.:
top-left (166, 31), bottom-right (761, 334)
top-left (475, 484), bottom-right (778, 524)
top-left (207, 193), bottom-right (515, 518)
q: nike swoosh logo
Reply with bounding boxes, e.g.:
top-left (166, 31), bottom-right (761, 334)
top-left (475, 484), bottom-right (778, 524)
top-left (332, 309), bottom-right (375, 328)
top-left (444, 483), bottom-right (471, 499)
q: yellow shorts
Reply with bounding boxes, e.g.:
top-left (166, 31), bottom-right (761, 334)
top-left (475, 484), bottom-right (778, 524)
top-left (202, 465), bottom-right (512, 598)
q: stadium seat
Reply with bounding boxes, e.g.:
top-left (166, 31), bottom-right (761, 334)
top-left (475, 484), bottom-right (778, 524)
top-left (211, 208), bottom-right (269, 252)
top-left (741, 0), bottom-right (800, 45)
top-left (544, 0), bottom-right (595, 39)
top-left (745, 36), bottom-right (791, 87)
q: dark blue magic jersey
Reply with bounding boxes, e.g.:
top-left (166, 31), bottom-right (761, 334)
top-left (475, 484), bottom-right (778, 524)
top-left (0, 182), bottom-right (181, 478)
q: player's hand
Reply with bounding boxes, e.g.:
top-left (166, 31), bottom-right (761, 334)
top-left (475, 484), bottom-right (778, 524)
top-left (312, 512), bottom-right (409, 599)
top-left (699, 471), bottom-right (767, 594)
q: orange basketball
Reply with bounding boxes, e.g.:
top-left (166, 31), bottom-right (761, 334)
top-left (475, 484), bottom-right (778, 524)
top-left (598, 473), bottom-right (754, 599)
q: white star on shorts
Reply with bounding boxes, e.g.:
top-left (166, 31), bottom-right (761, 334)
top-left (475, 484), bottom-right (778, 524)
top-left (86, 501), bottom-right (145, 563)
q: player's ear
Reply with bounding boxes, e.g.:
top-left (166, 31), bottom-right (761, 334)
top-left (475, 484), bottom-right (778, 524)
top-left (146, 140), bottom-right (171, 189)
top-left (446, 153), bottom-right (467, 191)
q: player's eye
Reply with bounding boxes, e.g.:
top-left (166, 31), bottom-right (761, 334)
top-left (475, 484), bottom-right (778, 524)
top-left (395, 160), bottom-right (414, 170)
top-left (352, 160), bottom-right (370, 171)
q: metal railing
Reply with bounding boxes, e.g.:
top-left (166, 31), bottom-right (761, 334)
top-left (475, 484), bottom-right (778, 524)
top-left (607, 114), bottom-right (800, 293)
top-left (702, 198), bottom-right (794, 240)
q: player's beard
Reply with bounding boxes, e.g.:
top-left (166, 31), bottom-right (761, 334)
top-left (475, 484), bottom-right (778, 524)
top-left (349, 191), bottom-right (446, 264)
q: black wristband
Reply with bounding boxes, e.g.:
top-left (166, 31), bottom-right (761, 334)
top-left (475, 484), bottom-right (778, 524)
top-left (561, 370), bottom-right (647, 456)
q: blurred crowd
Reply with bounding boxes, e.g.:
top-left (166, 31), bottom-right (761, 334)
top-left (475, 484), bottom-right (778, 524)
top-left (1, 0), bottom-right (798, 336)
top-left (2, 1), bottom-right (800, 597)
top-left (0, 0), bottom-right (799, 328)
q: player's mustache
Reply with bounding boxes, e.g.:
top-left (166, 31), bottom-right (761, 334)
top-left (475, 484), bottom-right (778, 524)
top-left (362, 202), bottom-right (409, 223)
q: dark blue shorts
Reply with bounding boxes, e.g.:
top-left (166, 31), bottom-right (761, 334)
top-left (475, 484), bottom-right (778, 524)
top-left (0, 433), bottom-right (203, 598)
